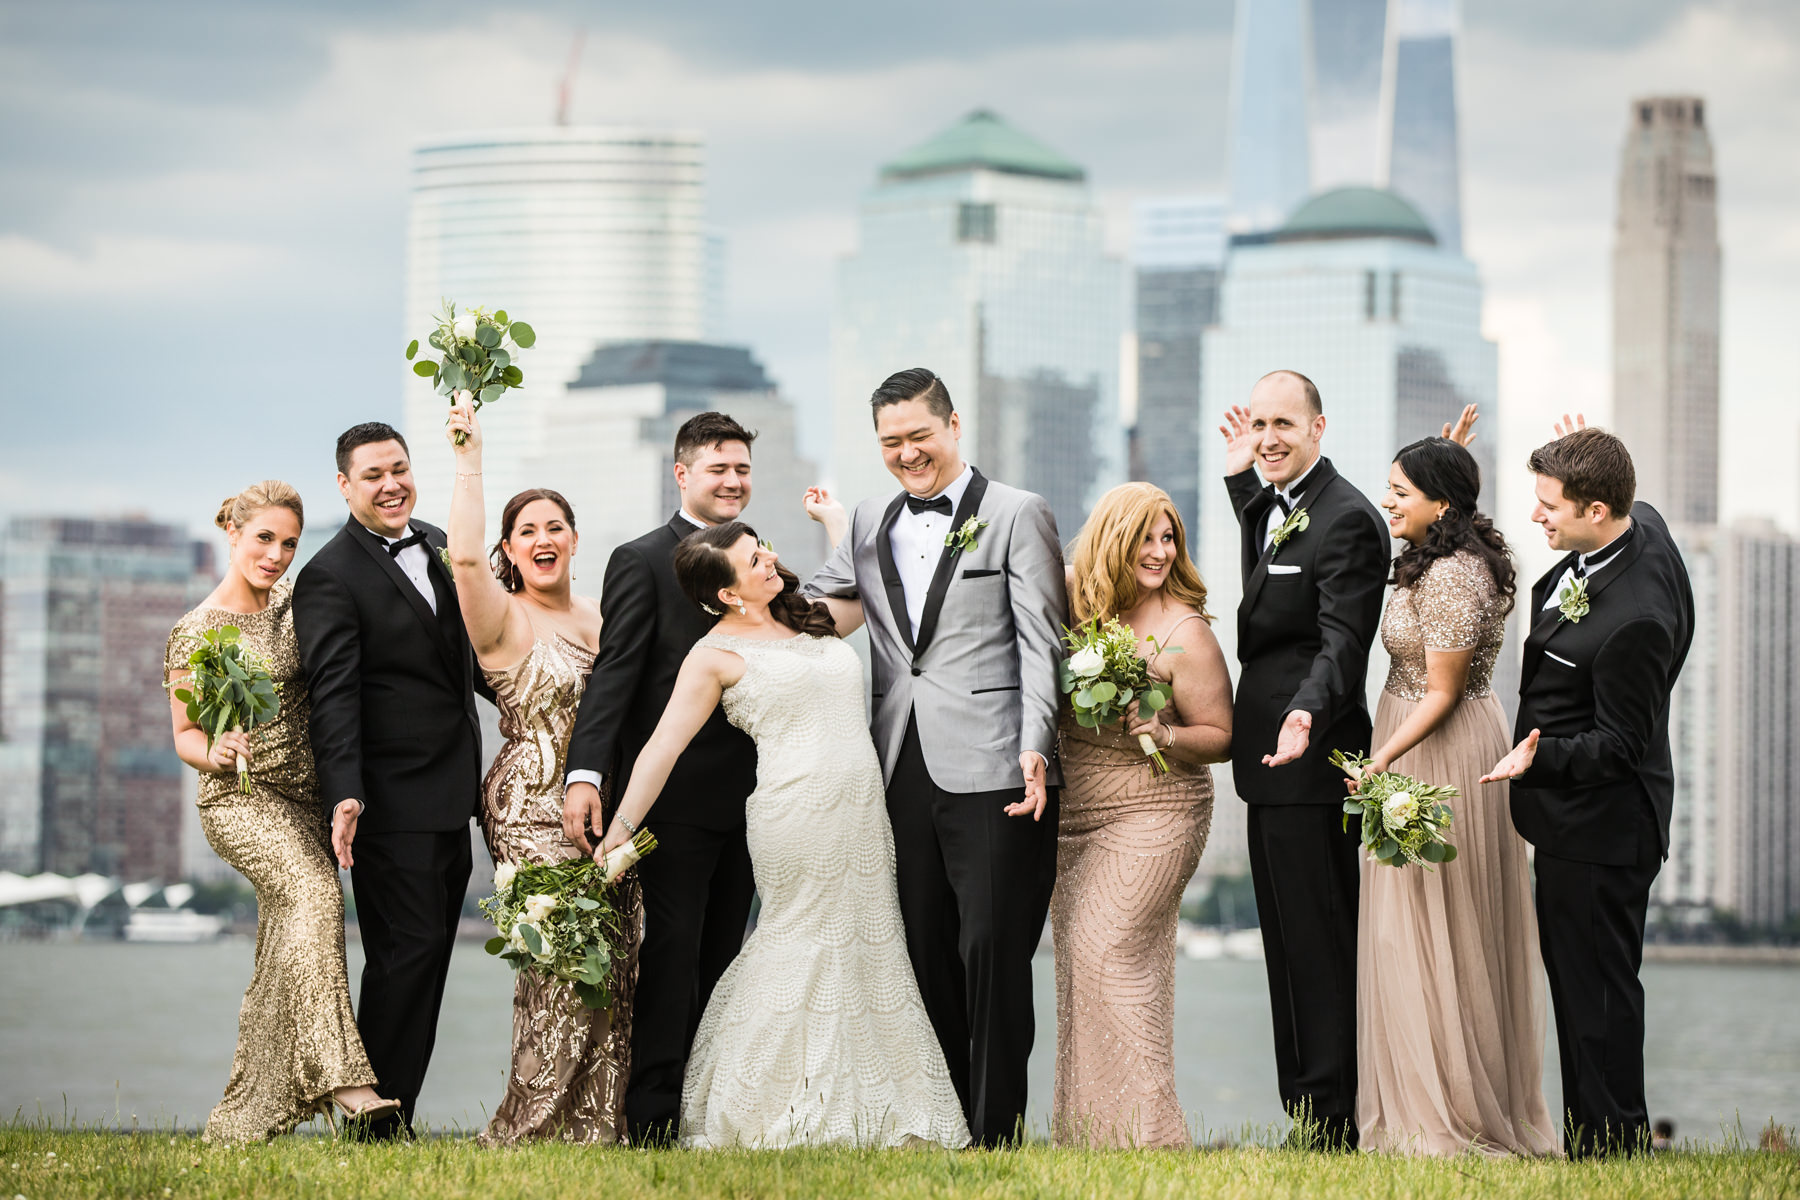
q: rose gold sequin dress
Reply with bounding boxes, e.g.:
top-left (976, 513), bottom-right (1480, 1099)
top-left (1357, 551), bottom-right (1559, 1156)
top-left (479, 630), bottom-right (641, 1145)
top-left (164, 580), bottom-right (378, 1143)
top-left (1051, 615), bottom-right (1213, 1148)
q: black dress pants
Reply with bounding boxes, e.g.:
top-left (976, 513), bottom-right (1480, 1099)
top-left (1534, 806), bottom-right (1662, 1158)
top-left (1246, 802), bottom-right (1361, 1147)
top-left (348, 826), bottom-right (473, 1137)
top-left (624, 818), bottom-right (756, 1145)
top-left (886, 714), bottom-right (1057, 1146)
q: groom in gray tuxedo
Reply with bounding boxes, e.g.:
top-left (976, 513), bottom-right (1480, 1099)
top-left (804, 367), bottom-right (1066, 1145)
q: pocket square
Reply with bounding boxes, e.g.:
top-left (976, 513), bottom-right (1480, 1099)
top-left (1267, 564), bottom-right (1301, 575)
top-left (1544, 650), bottom-right (1578, 668)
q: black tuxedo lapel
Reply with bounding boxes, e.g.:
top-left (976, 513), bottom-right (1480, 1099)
top-left (349, 519), bottom-right (463, 683)
top-left (1241, 458), bottom-right (1338, 619)
top-left (913, 469), bottom-right (990, 659)
top-left (875, 491), bottom-right (916, 656)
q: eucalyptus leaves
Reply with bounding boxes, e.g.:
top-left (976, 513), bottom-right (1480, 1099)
top-left (405, 301), bottom-right (536, 444)
top-left (167, 626), bottom-right (282, 795)
top-left (1557, 575), bottom-right (1590, 623)
top-left (1331, 750), bottom-right (1459, 869)
top-left (1059, 617), bottom-right (1182, 773)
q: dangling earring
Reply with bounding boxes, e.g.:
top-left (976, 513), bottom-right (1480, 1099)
top-left (738, 603), bottom-right (747, 616)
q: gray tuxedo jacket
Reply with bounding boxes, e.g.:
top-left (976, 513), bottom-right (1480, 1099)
top-left (804, 469), bottom-right (1067, 794)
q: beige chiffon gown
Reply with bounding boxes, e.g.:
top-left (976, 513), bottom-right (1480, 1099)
top-left (1357, 551), bottom-right (1559, 1155)
top-left (479, 629), bottom-right (642, 1144)
top-left (1051, 614), bottom-right (1213, 1148)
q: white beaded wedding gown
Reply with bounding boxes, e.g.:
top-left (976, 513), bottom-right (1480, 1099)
top-left (679, 630), bottom-right (971, 1149)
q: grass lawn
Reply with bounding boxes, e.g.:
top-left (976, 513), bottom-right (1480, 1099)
top-left (3, 1126), bottom-right (1798, 1199)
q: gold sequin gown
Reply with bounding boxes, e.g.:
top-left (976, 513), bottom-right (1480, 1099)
top-left (163, 580), bottom-right (377, 1143)
top-left (479, 630), bottom-right (640, 1145)
top-left (1051, 616), bottom-right (1214, 1148)
top-left (1357, 551), bottom-right (1559, 1156)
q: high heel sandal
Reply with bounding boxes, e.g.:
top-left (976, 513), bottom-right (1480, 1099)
top-left (320, 1093), bottom-right (402, 1137)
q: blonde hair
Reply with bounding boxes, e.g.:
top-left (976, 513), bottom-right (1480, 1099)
top-left (1068, 482), bottom-right (1210, 626)
top-left (215, 480), bottom-right (305, 533)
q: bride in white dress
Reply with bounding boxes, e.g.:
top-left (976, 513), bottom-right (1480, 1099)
top-left (597, 521), bottom-right (970, 1149)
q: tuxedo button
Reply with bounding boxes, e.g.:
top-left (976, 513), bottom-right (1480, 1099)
top-left (911, 666), bottom-right (922, 676)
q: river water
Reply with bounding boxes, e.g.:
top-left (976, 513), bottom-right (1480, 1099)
top-left (2, 942), bottom-right (1795, 1143)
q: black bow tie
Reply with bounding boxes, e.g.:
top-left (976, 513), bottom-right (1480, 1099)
top-left (906, 494), bottom-right (953, 517)
top-left (386, 530), bottom-right (429, 557)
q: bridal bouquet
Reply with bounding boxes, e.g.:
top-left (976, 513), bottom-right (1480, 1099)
top-left (405, 300), bottom-right (536, 444)
top-left (1059, 617), bottom-right (1181, 772)
top-left (479, 830), bottom-right (657, 1009)
top-left (168, 626), bottom-right (282, 794)
top-left (1330, 750), bottom-right (1459, 869)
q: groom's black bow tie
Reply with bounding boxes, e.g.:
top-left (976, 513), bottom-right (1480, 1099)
top-left (906, 494), bottom-right (953, 517)
top-left (386, 530), bottom-right (429, 557)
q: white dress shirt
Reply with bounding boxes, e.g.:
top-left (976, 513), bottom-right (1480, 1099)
top-left (1541, 523), bottom-right (1633, 612)
top-left (368, 525), bottom-right (437, 614)
top-left (888, 464), bottom-right (974, 640)
top-left (566, 508), bottom-right (709, 795)
top-left (1260, 457), bottom-right (1321, 554)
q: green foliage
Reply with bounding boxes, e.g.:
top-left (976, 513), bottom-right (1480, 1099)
top-left (167, 626), bottom-right (281, 795)
top-left (402, 300), bottom-right (535, 442)
top-left (478, 857), bottom-right (634, 1010)
top-left (1331, 750), bottom-right (1458, 870)
top-left (1059, 617), bottom-right (1180, 771)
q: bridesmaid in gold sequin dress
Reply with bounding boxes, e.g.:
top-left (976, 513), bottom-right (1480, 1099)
top-left (443, 399), bottom-right (639, 1144)
top-left (165, 482), bottom-right (398, 1142)
top-left (1355, 437), bottom-right (1557, 1156)
top-left (1052, 484), bottom-right (1234, 1147)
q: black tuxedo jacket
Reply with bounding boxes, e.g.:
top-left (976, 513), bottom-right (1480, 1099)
top-left (1226, 458), bottom-right (1388, 804)
top-left (1510, 503), bottom-right (1693, 867)
top-left (293, 518), bottom-right (483, 833)
top-left (565, 514), bottom-right (757, 830)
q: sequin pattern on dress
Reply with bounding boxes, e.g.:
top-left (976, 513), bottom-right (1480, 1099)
top-left (1380, 550), bottom-right (1510, 702)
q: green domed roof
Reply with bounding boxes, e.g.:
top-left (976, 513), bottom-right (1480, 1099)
top-left (1274, 187), bottom-right (1437, 245)
top-left (881, 109), bottom-right (1086, 183)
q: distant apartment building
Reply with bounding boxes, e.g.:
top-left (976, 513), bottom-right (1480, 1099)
top-left (0, 517), bottom-right (213, 881)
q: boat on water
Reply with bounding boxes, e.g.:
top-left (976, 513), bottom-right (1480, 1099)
top-left (123, 909), bottom-right (225, 943)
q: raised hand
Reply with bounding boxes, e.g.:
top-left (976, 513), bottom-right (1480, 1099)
top-left (1262, 709), bottom-right (1312, 767)
top-left (1553, 413), bottom-right (1587, 439)
top-left (1441, 404), bottom-right (1480, 447)
top-left (1219, 405), bottom-right (1259, 476)
top-left (445, 394), bottom-right (482, 454)
top-left (803, 486), bottom-right (849, 548)
top-left (1479, 729), bottom-right (1540, 784)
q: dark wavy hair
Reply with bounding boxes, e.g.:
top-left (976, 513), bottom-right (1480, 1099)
top-left (1390, 438), bottom-right (1516, 604)
top-left (492, 488), bottom-right (576, 593)
top-left (673, 521), bottom-right (838, 638)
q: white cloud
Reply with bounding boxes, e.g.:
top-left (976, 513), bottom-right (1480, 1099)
top-left (0, 232), bottom-right (288, 299)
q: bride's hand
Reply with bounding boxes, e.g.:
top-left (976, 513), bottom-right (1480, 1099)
top-left (594, 820), bottom-right (630, 863)
top-left (445, 394), bottom-right (482, 454)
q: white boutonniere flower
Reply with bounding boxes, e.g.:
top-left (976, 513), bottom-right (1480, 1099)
top-left (945, 517), bottom-right (989, 555)
top-left (1269, 506), bottom-right (1309, 555)
top-left (437, 546), bottom-right (455, 579)
top-left (1558, 575), bottom-right (1590, 623)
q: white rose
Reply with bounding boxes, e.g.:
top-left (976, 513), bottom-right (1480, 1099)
top-left (452, 311), bottom-right (478, 341)
top-left (505, 922), bottom-right (528, 954)
top-left (492, 863), bottom-right (516, 894)
top-left (1068, 646), bottom-right (1105, 679)
top-left (514, 921), bottom-right (554, 962)
top-left (1384, 791), bottom-right (1418, 827)
top-left (522, 893), bottom-right (558, 924)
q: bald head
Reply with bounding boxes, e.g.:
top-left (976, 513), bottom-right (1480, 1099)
top-left (1255, 369), bottom-right (1322, 417)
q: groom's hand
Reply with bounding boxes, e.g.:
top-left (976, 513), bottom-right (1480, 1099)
top-left (563, 781), bottom-right (603, 855)
top-left (1480, 729), bottom-right (1541, 784)
top-left (1004, 752), bottom-right (1047, 820)
top-left (331, 799), bottom-right (361, 869)
top-left (1262, 710), bottom-right (1312, 767)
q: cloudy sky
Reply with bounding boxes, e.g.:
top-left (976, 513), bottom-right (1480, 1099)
top-left (3, 0), bottom-right (1796, 560)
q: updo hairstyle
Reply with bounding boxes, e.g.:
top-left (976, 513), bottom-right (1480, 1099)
top-left (215, 480), bottom-right (305, 533)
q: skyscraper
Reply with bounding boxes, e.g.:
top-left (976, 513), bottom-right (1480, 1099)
top-left (1384, 0), bottom-right (1464, 252)
top-left (1613, 96), bottom-right (1721, 525)
top-left (831, 110), bottom-right (1124, 533)
top-left (1310, 0), bottom-right (1389, 190)
top-left (1132, 197), bottom-right (1226, 536)
top-left (0, 517), bottom-right (213, 880)
top-left (403, 126), bottom-right (719, 524)
top-left (1226, 0), bottom-right (1312, 234)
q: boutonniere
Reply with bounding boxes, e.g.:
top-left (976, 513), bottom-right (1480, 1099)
top-left (1557, 574), bottom-right (1590, 623)
top-left (1269, 506), bottom-right (1309, 555)
top-left (437, 546), bottom-right (455, 579)
top-left (945, 517), bottom-right (989, 555)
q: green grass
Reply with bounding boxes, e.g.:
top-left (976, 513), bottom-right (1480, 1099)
top-left (2, 1126), bottom-right (1797, 1200)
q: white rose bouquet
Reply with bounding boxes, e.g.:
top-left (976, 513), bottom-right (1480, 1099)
top-left (1330, 750), bottom-right (1459, 869)
top-left (405, 300), bottom-right (536, 444)
top-left (478, 831), bottom-right (657, 1009)
top-left (1058, 617), bottom-right (1182, 773)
